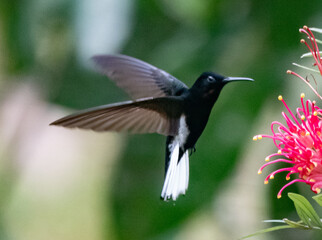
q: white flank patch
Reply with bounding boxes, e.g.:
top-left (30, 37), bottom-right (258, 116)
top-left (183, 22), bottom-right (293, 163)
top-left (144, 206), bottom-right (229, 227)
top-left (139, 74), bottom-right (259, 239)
top-left (178, 115), bottom-right (189, 145)
top-left (161, 115), bottom-right (190, 201)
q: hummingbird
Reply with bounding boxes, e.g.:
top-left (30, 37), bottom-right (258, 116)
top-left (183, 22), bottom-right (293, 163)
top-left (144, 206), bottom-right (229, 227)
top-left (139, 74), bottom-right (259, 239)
top-left (50, 54), bottom-right (253, 201)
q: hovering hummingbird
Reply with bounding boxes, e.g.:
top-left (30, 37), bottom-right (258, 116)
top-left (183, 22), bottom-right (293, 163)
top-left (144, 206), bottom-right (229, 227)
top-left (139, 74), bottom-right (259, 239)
top-left (50, 54), bottom-right (253, 201)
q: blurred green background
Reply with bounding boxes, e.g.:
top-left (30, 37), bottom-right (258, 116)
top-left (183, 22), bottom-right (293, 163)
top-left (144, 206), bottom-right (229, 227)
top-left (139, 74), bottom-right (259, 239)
top-left (1, 0), bottom-right (322, 240)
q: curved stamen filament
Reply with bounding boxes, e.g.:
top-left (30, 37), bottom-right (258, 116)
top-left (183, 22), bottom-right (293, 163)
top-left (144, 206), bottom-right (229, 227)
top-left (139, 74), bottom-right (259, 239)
top-left (287, 71), bottom-right (322, 100)
top-left (257, 93), bottom-right (322, 198)
top-left (258, 159), bottom-right (294, 173)
top-left (277, 179), bottom-right (308, 198)
top-left (280, 98), bottom-right (302, 127)
top-left (305, 26), bottom-right (322, 68)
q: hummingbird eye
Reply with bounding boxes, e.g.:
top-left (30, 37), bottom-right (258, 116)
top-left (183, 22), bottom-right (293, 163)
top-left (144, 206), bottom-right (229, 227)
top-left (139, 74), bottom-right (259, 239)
top-left (207, 76), bottom-right (215, 82)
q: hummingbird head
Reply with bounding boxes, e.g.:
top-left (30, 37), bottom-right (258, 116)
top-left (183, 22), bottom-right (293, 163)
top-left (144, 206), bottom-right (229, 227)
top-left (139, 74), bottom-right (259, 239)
top-left (191, 72), bottom-right (254, 101)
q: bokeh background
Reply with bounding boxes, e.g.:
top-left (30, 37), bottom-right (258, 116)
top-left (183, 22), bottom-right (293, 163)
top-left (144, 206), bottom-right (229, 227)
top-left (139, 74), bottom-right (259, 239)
top-left (1, 0), bottom-right (322, 239)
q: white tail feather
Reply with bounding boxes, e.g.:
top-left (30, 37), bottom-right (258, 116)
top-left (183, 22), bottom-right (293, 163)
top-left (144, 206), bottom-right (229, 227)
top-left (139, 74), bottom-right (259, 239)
top-left (161, 142), bottom-right (189, 201)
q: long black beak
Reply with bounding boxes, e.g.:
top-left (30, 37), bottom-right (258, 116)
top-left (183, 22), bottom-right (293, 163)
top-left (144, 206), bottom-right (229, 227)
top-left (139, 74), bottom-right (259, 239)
top-left (223, 77), bottom-right (254, 83)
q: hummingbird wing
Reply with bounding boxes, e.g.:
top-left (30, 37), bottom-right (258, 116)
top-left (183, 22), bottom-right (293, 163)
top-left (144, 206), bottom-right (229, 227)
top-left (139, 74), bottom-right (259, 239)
top-left (92, 54), bottom-right (189, 99)
top-left (50, 97), bottom-right (183, 136)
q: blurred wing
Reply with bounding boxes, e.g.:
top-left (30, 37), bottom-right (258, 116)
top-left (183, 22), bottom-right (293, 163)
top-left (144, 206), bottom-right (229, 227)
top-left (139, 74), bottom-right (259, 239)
top-left (50, 97), bottom-right (183, 136)
top-left (92, 54), bottom-right (188, 99)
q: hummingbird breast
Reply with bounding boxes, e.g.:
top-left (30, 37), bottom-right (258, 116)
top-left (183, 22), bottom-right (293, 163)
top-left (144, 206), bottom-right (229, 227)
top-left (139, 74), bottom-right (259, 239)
top-left (182, 102), bottom-right (212, 150)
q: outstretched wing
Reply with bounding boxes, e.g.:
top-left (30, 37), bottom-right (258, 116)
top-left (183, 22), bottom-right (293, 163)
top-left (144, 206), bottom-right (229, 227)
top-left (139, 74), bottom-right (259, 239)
top-left (92, 54), bottom-right (189, 99)
top-left (50, 97), bottom-right (184, 136)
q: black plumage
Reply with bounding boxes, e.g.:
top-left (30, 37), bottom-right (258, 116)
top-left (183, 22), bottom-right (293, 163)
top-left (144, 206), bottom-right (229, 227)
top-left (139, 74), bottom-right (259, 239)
top-left (50, 54), bottom-right (253, 200)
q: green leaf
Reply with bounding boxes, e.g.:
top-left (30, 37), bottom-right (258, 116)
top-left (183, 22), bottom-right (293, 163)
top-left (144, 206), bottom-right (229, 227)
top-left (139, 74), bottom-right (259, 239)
top-left (315, 38), bottom-right (322, 44)
top-left (310, 27), bottom-right (322, 34)
top-left (240, 225), bottom-right (293, 239)
top-left (292, 62), bottom-right (320, 72)
top-left (283, 218), bottom-right (310, 229)
top-left (288, 193), bottom-right (322, 228)
top-left (300, 51), bottom-right (322, 59)
top-left (313, 194), bottom-right (322, 207)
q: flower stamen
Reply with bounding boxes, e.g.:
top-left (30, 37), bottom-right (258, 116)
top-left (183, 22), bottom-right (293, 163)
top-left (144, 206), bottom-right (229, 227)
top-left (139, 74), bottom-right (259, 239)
top-left (290, 26), bottom-right (322, 99)
top-left (256, 95), bottom-right (322, 198)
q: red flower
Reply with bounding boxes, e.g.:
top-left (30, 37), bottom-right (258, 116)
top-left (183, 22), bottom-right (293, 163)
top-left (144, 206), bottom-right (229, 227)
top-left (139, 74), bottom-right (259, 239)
top-left (288, 26), bottom-right (322, 99)
top-left (253, 94), bottom-right (322, 198)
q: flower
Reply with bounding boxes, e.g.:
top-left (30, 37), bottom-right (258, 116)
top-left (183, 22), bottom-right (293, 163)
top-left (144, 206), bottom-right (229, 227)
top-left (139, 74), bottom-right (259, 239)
top-left (287, 26), bottom-right (322, 99)
top-left (253, 94), bottom-right (322, 198)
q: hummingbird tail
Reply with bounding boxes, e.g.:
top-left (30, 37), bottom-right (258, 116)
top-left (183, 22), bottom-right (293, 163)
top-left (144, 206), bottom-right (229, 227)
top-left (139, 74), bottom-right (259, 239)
top-left (161, 141), bottom-right (189, 201)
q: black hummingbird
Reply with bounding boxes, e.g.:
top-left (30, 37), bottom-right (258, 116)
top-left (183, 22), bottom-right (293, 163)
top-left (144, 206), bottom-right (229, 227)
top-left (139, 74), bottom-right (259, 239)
top-left (50, 54), bottom-right (253, 201)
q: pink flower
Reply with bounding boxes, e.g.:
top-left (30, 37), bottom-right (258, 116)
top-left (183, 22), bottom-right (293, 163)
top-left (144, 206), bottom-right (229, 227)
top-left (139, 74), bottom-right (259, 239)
top-left (253, 94), bottom-right (322, 198)
top-left (288, 25), bottom-right (322, 99)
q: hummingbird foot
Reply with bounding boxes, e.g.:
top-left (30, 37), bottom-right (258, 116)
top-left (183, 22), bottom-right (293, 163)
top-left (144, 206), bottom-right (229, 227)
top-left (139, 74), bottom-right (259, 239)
top-left (189, 146), bottom-right (196, 156)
